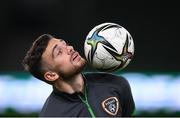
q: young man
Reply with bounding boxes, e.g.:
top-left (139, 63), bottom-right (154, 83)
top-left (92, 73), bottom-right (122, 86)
top-left (22, 34), bottom-right (135, 117)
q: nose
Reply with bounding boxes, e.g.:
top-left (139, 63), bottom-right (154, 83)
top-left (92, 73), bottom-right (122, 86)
top-left (67, 45), bottom-right (74, 55)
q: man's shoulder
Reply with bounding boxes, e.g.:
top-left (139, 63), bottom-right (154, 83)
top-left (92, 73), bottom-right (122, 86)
top-left (39, 92), bottom-right (63, 117)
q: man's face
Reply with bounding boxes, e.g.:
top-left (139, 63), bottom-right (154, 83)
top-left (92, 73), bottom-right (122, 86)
top-left (42, 38), bottom-right (86, 79)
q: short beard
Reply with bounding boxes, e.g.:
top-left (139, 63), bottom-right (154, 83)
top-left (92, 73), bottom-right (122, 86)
top-left (58, 59), bottom-right (87, 82)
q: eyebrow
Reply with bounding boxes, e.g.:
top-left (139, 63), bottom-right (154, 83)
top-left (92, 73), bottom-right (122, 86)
top-left (59, 39), bottom-right (63, 42)
top-left (52, 44), bottom-right (58, 59)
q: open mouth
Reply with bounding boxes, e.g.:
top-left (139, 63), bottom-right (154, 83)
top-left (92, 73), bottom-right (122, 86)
top-left (72, 51), bottom-right (80, 61)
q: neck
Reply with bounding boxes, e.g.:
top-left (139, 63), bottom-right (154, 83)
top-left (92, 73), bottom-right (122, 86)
top-left (54, 73), bottom-right (84, 94)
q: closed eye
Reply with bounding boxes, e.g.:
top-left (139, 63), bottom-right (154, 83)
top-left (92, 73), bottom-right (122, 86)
top-left (57, 48), bottom-right (62, 55)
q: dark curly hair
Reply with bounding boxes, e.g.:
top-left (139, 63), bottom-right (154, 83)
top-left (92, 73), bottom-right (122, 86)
top-left (22, 34), bottom-right (54, 84)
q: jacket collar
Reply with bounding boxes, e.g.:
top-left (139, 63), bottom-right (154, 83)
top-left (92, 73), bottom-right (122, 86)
top-left (52, 73), bottom-right (88, 102)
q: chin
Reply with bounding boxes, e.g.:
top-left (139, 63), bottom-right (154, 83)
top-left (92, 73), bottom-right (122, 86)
top-left (73, 58), bottom-right (86, 72)
top-left (77, 58), bottom-right (86, 69)
top-left (61, 60), bottom-right (86, 80)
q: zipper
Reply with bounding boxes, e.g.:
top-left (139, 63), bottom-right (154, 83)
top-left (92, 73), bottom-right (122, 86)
top-left (78, 87), bottom-right (96, 118)
top-left (84, 100), bottom-right (96, 118)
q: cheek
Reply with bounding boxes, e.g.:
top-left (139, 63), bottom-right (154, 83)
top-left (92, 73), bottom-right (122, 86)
top-left (54, 58), bottom-right (73, 71)
top-left (61, 63), bottom-right (74, 71)
top-left (54, 55), bottom-right (70, 65)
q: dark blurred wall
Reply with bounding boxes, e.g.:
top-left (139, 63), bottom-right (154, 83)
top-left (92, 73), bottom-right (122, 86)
top-left (0, 0), bottom-right (179, 71)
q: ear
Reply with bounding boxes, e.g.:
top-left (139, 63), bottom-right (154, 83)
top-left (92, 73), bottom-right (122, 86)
top-left (44, 71), bottom-right (59, 82)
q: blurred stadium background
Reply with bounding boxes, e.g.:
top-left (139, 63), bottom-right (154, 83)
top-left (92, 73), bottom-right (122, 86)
top-left (0, 0), bottom-right (180, 116)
